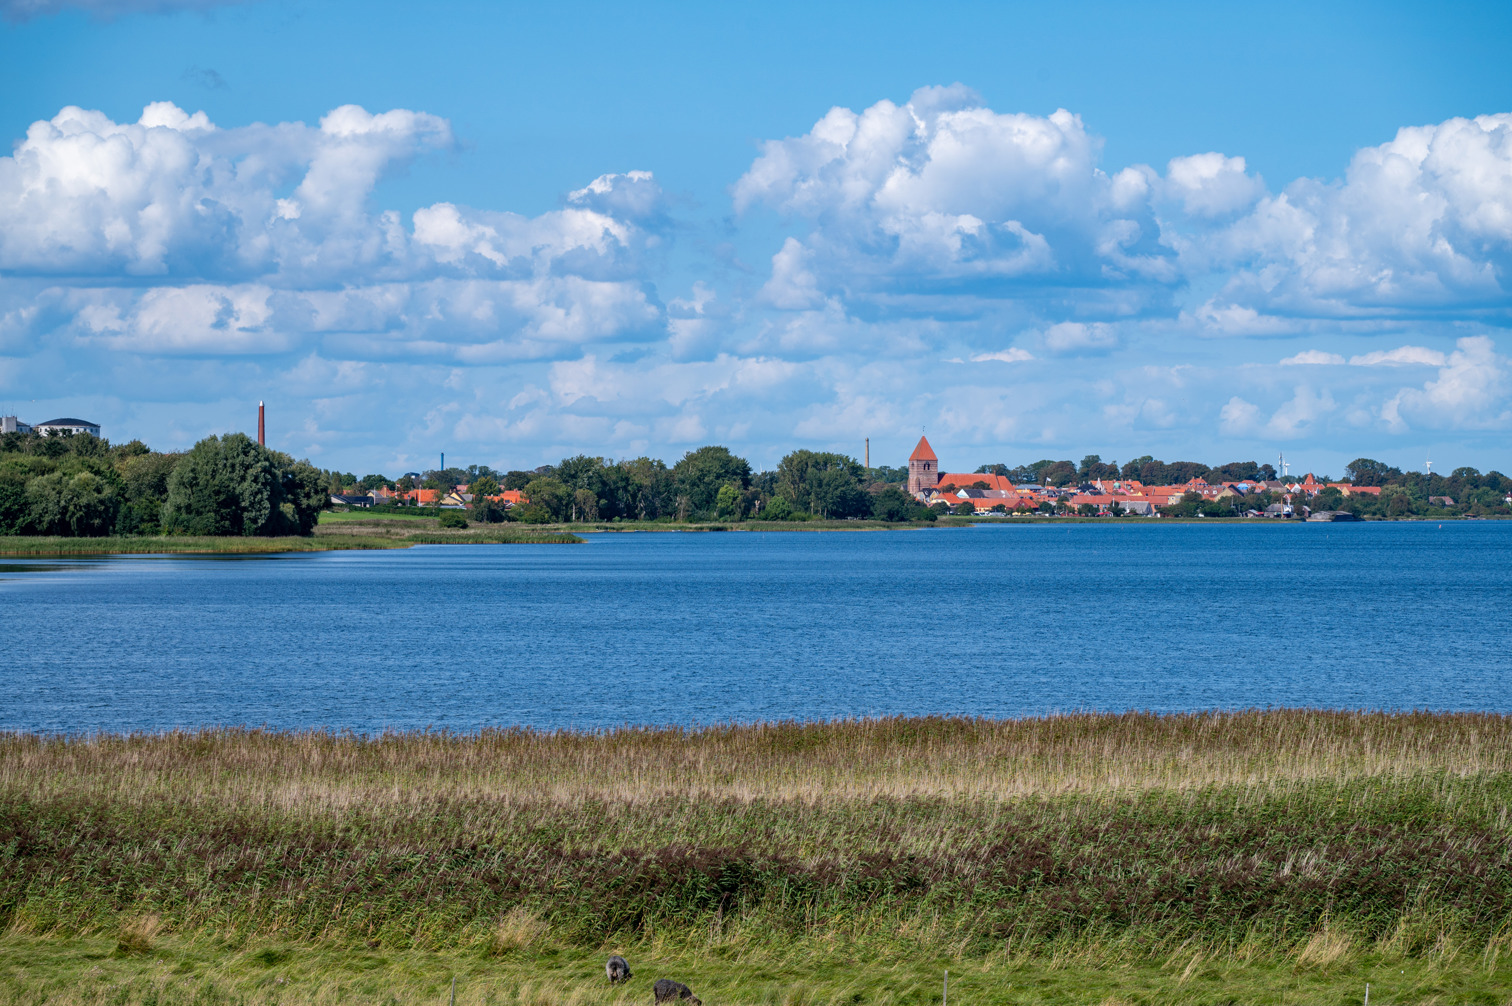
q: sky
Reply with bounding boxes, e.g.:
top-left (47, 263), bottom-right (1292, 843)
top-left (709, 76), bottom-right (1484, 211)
top-left (2, 1), bottom-right (1511, 478)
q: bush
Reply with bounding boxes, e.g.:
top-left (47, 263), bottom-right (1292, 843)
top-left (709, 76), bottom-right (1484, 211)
top-left (437, 510), bottom-right (469, 529)
top-left (763, 496), bottom-right (795, 521)
top-left (869, 486), bottom-right (915, 522)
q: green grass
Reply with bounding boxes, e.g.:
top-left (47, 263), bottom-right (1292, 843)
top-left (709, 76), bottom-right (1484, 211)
top-left (320, 510), bottom-right (437, 523)
top-left (3, 713), bottom-right (1511, 1003)
top-left (3, 929), bottom-right (1504, 1005)
top-left (0, 534), bottom-right (407, 554)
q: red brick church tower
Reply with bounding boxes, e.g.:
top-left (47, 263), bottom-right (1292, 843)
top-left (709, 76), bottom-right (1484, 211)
top-left (907, 435), bottom-right (938, 497)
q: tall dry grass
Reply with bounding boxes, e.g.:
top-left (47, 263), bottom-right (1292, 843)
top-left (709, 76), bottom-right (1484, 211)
top-left (4, 710), bottom-right (1507, 813)
top-left (2, 712), bottom-right (1510, 959)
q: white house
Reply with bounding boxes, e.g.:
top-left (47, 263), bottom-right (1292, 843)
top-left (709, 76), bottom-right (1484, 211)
top-left (33, 417), bottom-right (101, 437)
top-left (1, 416), bottom-right (32, 434)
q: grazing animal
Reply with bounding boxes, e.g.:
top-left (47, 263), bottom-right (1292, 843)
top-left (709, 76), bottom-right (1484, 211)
top-left (607, 955), bottom-right (632, 983)
top-left (653, 979), bottom-right (701, 1006)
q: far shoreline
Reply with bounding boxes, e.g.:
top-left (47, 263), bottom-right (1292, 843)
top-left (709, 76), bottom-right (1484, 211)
top-left (0, 512), bottom-right (1503, 556)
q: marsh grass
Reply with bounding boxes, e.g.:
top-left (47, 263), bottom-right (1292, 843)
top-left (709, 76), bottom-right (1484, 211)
top-left (0, 534), bottom-right (407, 554)
top-left (3, 712), bottom-right (1511, 1002)
top-left (0, 524), bottom-right (582, 554)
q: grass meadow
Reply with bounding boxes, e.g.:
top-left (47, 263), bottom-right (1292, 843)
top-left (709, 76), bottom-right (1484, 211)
top-left (2, 712), bottom-right (1511, 1004)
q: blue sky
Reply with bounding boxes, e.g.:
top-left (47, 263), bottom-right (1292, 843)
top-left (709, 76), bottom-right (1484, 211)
top-left (2, 0), bottom-right (1511, 477)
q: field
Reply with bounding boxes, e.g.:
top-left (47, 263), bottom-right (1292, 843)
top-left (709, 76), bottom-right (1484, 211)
top-left (3, 712), bottom-right (1511, 1004)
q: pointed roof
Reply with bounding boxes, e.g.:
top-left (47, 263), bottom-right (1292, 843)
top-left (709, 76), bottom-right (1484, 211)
top-left (909, 435), bottom-right (937, 462)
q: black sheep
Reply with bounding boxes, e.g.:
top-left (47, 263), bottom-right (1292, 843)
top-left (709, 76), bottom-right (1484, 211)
top-left (607, 955), bottom-right (633, 983)
top-left (653, 979), bottom-right (702, 1006)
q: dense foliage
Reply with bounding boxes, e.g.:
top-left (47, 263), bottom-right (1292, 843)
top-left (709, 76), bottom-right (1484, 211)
top-left (405, 447), bottom-right (932, 524)
top-left (0, 430), bottom-right (331, 538)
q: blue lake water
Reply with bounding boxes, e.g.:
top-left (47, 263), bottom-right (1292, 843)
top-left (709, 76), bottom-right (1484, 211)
top-left (1, 521), bottom-right (1509, 733)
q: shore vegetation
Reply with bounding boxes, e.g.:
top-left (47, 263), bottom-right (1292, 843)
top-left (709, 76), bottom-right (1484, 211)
top-left (2, 711), bottom-right (1510, 1003)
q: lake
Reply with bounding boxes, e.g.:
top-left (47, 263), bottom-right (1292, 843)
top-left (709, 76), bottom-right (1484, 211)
top-left (1, 521), bottom-right (1509, 733)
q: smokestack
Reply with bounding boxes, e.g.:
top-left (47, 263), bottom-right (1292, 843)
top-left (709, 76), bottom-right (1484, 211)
top-left (865, 438), bottom-right (870, 469)
top-left (258, 401), bottom-right (265, 446)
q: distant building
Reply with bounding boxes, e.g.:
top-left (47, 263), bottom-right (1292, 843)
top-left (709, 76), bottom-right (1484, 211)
top-left (1, 416), bottom-right (32, 434)
top-left (907, 436), bottom-right (938, 496)
top-left (34, 417), bottom-right (101, 437)
top-left (330, 494), bottom-right (375, 508)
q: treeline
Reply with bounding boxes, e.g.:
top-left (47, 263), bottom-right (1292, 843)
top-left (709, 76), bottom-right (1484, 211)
top-left (339, 447), bottom-right (935, 524)
top-left (975, 454), bottom-right (1280, 486)
top-left (0, 431), bottom-right (328, 537)
top-left (1150, 457), bottom-right (1512, 519)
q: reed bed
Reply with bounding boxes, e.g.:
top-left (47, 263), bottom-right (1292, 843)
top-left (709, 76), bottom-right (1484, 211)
top-left (3, 712), bottom-right (1511, 1003)
top-left (5, 711), bottom-right (1508, 806)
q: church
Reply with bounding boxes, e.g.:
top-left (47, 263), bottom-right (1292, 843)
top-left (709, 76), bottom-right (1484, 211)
top-left (906, 436), bottom-right (1016, 500)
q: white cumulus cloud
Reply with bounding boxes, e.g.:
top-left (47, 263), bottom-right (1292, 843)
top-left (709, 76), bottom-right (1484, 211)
top-left (1382, 336), bottom-right (1510, 430)
top-left (1202, 113), bottom-right (1512, 322)
top-left (0, 102), bottom-right (667, 360)
top-left (1164, 152), bottom-right (1265, 218)
top-left (734, 85), bottom-right (1179, 332)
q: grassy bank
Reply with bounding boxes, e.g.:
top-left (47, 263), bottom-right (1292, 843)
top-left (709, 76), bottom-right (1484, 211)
top-left (0, 533), bottom-right (406, 554)
top-left (0, 523), bottom-right (584, 554)
top-left (3, 712), bottom-right (1511, 1003)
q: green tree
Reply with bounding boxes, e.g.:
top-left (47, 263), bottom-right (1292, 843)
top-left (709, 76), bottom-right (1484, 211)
top-left (572, 488), bottom-right (600, 522)
top-left (438, 509), bottom-right (469, 529)
top-left (468, 475), bottom-right (503, 523)
top-left (673, 446), bottom-right (751, 515)
top-left (523, 477), bottom-right (570, 521)
top-left (762, 496), bottom-right (796, 521)
top-left (1037, 460), bottom-right (1078, 486)
top-left (775, 450), bottom-right (869, 518)
top-left (1345, 458), bottom-right (1402, 486)
top-left (280, 460), bottom-right (327, 534)
top-left (869, 486), bottom-right (916, 522)
top-left (618, 456), bottom-right (674, 520)
top-left (26, 470), bottom-right (118, 536)
top-left (0, 479), bottom-right (26, 534)
top-left (952, 500), bottom-right (977, 515)
top-left (715, 483), bottom-right (743, 520)
top-left (161, 433), bottom-right (324, 536)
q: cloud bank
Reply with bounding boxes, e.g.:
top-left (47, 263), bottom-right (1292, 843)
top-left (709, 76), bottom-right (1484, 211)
top-left (2, 89), bottom-right (1511, 471)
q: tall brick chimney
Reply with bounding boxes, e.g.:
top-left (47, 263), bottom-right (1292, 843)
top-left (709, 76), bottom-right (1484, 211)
top-left (258, 401), bottom-right (265, 446)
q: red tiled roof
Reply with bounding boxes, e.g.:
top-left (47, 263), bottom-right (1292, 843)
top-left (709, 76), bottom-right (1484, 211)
top-left (936, 472), bottom-right (1013, 492)
top-left (909, 436), bottom-right (937, 462)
